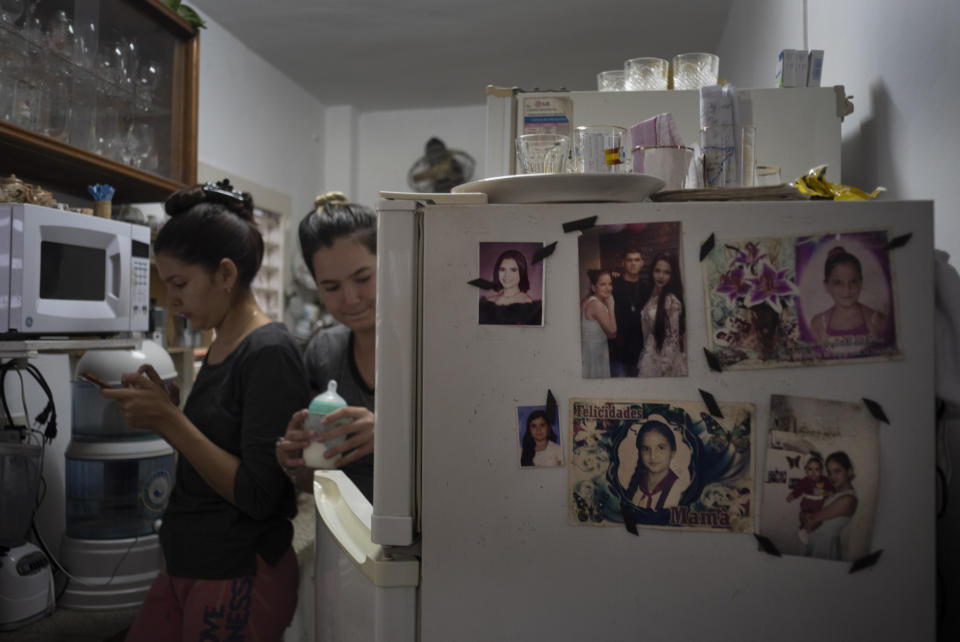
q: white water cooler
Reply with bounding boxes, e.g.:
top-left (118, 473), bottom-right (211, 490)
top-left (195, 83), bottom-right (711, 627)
top-left (60, 341), bottom-right (176, 610)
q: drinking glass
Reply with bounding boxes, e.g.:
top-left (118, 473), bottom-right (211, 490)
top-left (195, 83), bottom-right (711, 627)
top-left (575, 125), bottom-right (627, 173)
top-left (40, 74), bottom-right (70, 140)
top-left (126, 123), bottom-right (155, 170)
top-left (624, 57), bottom-right (668, 91)
top-left (0, 68), bottom-right (15, 122)
top-left (72, 20), bottom-right (97, 69)
top-left (740, 126), bottom-right (757, 187)
top-left (632, 145), bottom-right (694, 189)
top-left (756, 165), bottom-right (782, 186)
top-left (0, 0), bottom-right (25, 26)
top-left (596, 70), bottom-right (626, 92)
top-left (136, 60), bottom-right (161, 105)
top-left (515, 134), bottom-right (569, 174)
top-left (48, 9), bottom-right (73, 55)
top-left (671, 52), bottom-right (719, 90)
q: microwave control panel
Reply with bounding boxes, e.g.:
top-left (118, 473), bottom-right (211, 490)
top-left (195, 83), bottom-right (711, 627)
top-left (130, 226), bottom-right (150, 332)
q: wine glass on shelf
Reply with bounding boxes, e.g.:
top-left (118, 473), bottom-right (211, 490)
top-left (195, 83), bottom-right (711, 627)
top-left (72, 19), bottom-right (96, 69)
top-left (48, 9), bottom-right (73, 56)
top-left (135, 60), bottom-right (161, 107)
top-left (125, 122), bottom-right (155, 170)
top-left (0, 0), bottom-right (26, 28)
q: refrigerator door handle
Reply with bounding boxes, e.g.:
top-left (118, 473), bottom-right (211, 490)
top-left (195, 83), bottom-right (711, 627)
top-left (313, 471), bottom-right (419, 588)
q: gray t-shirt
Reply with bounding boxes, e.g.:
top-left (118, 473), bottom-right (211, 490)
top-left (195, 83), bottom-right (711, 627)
top-left (303, 324), bottom-right (374, 500)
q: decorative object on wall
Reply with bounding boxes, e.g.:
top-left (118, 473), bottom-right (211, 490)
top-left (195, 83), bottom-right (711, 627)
top-left (165, 0), bottom-right (206, 29)
top-left (406, 137), bottom-right (475, 193)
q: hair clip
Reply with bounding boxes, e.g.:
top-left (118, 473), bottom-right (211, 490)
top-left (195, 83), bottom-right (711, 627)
top-left (202, 179), bottom-right (244, 205)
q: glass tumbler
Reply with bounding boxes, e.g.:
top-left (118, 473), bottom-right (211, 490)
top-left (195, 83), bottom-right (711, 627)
top-left (672, 52), bottom-right (720, 90)
top-left (575, 125), bottom-right (627, 173)
top-left (597, 70), bottom-right (627, 92)
top-left (624, 57), bottom-right (668, 91)
top-left (515, 134), bottom-right (570, 174)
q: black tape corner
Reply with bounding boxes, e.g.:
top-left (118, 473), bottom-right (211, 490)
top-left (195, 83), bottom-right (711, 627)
top-left (885, 233), bottom-right (912, 250)
top-left (562, 216), bottom-right (598, 233)
top-left (703, 348), bottom-right (723, 373)
top-left (862, 398), bottom-right (890, 424)
top-left (467, 278), bottom-right (497, 290)
top-left (754, 534), bottom-right (781, 557)
top-left (849, 549), bottom-right (883, 574)
top-left (620, 505), bottom-right (638, 536)
top-left (531, 241), bottom-right (557, 265)
top-left (699, 233), bottom-right (716, 262)
top-left (698, 389), bottom-right (723, 418)
top-left (545, 390), bottom-right (558, 426)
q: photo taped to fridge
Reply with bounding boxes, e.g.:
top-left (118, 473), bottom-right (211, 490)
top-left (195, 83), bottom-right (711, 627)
top-left (758, 394), bottom-right (880, 562)
top-left (517, 404), bottom-right (563, 468)
top-left (701, 228), bottom-right (900, 369)
top-left (478, 241), bottom-right (545, 326)
top-left (569, 398), bottom-right (755, 533)
top-left (577, 221), bottom-right (687, 378)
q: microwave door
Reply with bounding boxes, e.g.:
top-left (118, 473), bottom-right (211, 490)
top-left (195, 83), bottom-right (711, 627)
top-left (18, 205), bottom-right (131, 334)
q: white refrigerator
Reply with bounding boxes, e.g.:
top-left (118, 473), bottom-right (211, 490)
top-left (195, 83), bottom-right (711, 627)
top-left (312, 194), bottom-right (936, 641)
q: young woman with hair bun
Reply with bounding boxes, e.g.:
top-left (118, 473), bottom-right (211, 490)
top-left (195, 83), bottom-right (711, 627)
top-left (102, 180), bottom-right (310, 640)
top-left (275, 191), bottom-right (377, 500)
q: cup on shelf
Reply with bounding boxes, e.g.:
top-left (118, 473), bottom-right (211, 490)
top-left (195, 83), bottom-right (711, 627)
top-left (632, 145), bottom-right (694, 190)
top-left (624, 57), bottom-right (668, 91)
top-left (671, 52), bottom-right (719, 89)
top-left (740, 126), bottom-right (757, 187)
top-left (756, 165), bottom-right (782, 186)
top-left (575, 125), bottom-right (627, 173)
top-left (597, 69), bottom-right (627, 92)
top-left (515, 133), bottom-right (570, 174)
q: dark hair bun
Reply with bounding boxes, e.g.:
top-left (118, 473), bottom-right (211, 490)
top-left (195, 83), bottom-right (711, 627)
top-left (314, 191), bottom-right (349, 210)
top-left (828, 246), bottom-right (848, 258)
top-left (164, 179), bottom-right (254, 221)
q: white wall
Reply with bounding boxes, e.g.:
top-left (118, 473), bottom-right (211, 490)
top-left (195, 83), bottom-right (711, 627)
top-left (720, 2), bottom-right (960, 637)
top-left (719, 0), bottom-right (960, 262)
top-left (353, 104), bottom-right (487, 208)
top-left (195, 10), bottom-right (325, 230)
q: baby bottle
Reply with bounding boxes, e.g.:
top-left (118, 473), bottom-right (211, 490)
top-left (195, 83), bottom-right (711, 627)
top-left (302, 380), bottom-right (347, 469)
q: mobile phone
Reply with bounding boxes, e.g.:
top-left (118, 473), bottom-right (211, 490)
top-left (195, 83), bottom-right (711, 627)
top-left (80, 372), bottom-right (113, 389)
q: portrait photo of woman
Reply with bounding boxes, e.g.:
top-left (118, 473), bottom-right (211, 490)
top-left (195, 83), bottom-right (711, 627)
top-left (637, 252), bottom-right (687, 377)
top-left (580, 268), bottom-right (617, 378)
top-left (518, 406), bottom-right (563, 468)
top-left (478, 243), bottom-right (544, 326)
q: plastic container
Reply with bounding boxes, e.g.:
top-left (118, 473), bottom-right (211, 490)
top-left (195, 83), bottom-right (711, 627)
top-left (65, 438), bottom-right (175, 540)
top-left (303, 380), bottom-right (347, 469)
top-left (72, 340), bottom-right (177, 440)
top-left (0, 442), bottom-right (42, 547)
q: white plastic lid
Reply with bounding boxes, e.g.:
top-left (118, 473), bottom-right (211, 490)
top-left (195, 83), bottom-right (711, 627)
top-left (66, 437), bottom-right (174, 460)
top-left (75, 339), bottom-right (178, 385)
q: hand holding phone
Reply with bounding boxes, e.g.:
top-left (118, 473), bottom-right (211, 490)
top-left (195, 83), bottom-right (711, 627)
top-left (80, 372), bottom-right (113, 389)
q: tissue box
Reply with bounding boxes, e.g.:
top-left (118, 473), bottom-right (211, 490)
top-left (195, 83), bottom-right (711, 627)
top-left (777, 49), bottom-right (809, 88)
top-left (807, 50), bottom-right (824, 87)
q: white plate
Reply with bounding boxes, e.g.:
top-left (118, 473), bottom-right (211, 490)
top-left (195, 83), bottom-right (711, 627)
top-left (452, 173), bottom-right (665, 204)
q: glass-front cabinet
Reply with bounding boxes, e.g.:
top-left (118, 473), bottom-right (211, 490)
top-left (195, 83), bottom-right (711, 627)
top-left (0, 0), bottom-right (198, 202)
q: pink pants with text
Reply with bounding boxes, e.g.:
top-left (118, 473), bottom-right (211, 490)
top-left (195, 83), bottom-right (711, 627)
top-left (125, 547), bottom-right (298, 642)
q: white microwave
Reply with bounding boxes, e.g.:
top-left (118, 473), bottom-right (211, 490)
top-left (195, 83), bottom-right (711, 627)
top-left (0, 203), bottom-right (150, 335)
